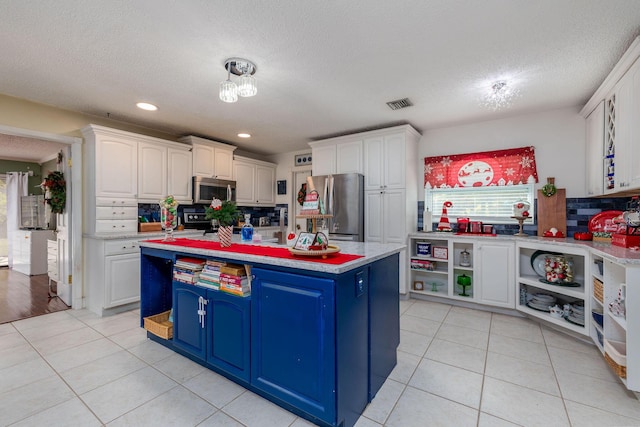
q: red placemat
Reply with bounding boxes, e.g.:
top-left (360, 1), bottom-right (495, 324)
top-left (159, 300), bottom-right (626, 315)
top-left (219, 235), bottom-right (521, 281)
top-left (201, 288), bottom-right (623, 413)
top-left (144, 238), bottom-right (363, 265)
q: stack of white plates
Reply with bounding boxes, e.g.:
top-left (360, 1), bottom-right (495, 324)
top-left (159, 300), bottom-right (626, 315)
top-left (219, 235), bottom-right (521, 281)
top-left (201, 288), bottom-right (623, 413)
top-left (566, 303), bottom-right (585, 326)
top-left (526, 293), bottom-right (556, 312)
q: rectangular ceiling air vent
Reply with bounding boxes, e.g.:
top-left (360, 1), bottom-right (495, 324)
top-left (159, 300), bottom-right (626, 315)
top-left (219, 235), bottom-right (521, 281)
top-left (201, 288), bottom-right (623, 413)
top-left (386, 98), bottom-right (413, 110)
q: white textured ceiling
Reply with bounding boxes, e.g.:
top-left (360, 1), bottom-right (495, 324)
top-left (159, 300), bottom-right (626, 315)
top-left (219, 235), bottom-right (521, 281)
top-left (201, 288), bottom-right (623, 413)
top-left (0, 0), bottom-right (639, 159)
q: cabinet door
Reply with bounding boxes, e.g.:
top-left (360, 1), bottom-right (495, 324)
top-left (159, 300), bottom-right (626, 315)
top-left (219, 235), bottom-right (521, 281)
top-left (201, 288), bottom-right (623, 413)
top-left (383, 133), bottom-right (406, 189)
top-left (585, 102), bottom-right (605, 196)
top-left (614, 72), bottom-right (633, 191)
top-left (364, 191), bottom-right (384, 242)
top-left (477, 243), bottom-right (514, 308)
top-left (251, 268), bottom-right (336, 423)
top-left (193, 144), bottom-right (215, 177)
top-left (207, 291), bottom-right (250, 382)
top-left (620, 58), bottom-right (640, 190)
top-left (95, 135), bottom-right (138, 199)
top-left (173, 283), bottom-right (207, 360)
top-left (233, 161), bottom-right (256, 205)
top-left (255, 165), bottom-right (275, 205)
top-left (383, 189), bottom-right (406, 243)
top-left (363, 136), bottom-right (384, 191)
top-left (214, 148), bottom-right (234, 180)
top-left (168, 147), bottom-right (193, 202)
top-left (104, 253), bottom-right (141, 308)
top-left (311, 144), bottom-right (336, 176)
top-left (138, 142), bottom-right (167, 201)
top-left (336, 140), bottom-right (363, 174)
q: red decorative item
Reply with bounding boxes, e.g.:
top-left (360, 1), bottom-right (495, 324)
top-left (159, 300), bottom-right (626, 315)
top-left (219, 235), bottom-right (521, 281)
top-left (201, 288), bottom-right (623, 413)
top-left (424, 146), bottom-right (539, 189)
top-left (437, 201), bottom-right (453, 231)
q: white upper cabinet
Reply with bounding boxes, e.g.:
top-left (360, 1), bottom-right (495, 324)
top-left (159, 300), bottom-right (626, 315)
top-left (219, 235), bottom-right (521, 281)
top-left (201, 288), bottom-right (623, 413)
top-left (581, 36), bottom-right (640, 196)
top-left (181, 136), bottom-right (237, 180)
top-left (585, 101), bottom-right (604, 197)
top-left (138, 141), bottom-right (168, 201)
top-left (91, 131), bottom-right (138, 200)
top-left (168, 147), bottom-right (193, 202)
top-left (364, 131), bottom-right (410, 191)
top-left (309, 138), bottom-right (363, 176)
top-left (233, 156), bottom-right (276, 207)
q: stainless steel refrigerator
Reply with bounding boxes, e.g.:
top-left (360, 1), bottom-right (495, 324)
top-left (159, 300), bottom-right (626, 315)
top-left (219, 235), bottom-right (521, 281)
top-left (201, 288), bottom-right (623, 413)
top-left (309, 173), bottom-right (364, 242)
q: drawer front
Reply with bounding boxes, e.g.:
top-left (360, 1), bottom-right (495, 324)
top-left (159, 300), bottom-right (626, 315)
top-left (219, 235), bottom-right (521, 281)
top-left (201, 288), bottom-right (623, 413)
top-left (95, 220), bottom-right (138, 234)
top-left (96, 197), bottom-right (138, 207)
top-left (104, 238), bottom-right (141, 255)
top-left (96, 206), bottom-right (138, 220)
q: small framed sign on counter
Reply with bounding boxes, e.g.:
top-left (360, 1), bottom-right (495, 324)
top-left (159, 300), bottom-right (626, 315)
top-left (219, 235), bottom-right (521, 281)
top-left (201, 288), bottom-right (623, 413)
top-left (432, 246), bottom-right (448, 260)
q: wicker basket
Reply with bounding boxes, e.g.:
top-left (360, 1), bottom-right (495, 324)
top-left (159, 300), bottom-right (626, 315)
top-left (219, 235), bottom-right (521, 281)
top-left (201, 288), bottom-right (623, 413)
top-left (143, 310), bottom-right (173, 339)
top-left (593, 278), bottom-right (604, 303)
top-left (604, 339), bottom-right (627, 379)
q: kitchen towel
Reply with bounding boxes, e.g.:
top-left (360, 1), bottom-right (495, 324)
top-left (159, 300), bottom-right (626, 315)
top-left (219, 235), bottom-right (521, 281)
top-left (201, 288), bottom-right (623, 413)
top-left (144, 238), bottom-right (363, 265)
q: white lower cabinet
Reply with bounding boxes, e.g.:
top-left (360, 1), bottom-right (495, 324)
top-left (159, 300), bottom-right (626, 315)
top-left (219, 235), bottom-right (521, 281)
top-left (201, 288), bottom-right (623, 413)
top-left (477, 241), bottom-right (514, 308)
top-left (407, 234), bottom-right (514, 309)
top-left (86, 237), bottom-right (141, 315)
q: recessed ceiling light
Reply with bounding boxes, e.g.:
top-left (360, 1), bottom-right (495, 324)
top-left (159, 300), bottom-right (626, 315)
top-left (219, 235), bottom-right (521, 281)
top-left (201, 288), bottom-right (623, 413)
top-left (136, 102), bottom-right (158, 111)
top-left (237, 133), bottom-right (251, 138)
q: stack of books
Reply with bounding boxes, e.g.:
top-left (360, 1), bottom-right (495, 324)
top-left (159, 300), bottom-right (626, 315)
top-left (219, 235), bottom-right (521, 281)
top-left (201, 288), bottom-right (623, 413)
top-left (196, 260), bottom-right (226, 290)
top-left (173, 257), bottom-right (205, 284)
top-left (219, 263), bottom-right (251, 296)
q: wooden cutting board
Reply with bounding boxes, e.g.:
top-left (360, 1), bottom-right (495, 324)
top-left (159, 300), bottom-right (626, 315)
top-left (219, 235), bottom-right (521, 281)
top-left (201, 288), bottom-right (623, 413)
top-left (537, 189), bottom-right (566, 236)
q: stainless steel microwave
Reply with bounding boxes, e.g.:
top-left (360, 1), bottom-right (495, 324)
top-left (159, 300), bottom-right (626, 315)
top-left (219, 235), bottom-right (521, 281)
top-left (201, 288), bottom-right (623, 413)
top-left (193, 177), bottom-right (236, 204)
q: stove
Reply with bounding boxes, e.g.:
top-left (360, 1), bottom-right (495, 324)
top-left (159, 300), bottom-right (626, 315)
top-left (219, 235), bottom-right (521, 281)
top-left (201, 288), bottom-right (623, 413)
top-left (183, 207), bottom-right (211, 230)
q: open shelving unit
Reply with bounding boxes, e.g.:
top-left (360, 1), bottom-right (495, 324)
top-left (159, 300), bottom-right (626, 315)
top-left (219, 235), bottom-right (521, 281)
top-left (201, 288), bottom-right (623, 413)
top-left (515, 242), bottom-right (589, 336)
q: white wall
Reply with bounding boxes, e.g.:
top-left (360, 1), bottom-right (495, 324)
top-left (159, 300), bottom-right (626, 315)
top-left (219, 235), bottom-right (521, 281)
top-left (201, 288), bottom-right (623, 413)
top-left (417, 106), bottom-right (586, 199)
top-left (267, 149), bottom-right (314, 206)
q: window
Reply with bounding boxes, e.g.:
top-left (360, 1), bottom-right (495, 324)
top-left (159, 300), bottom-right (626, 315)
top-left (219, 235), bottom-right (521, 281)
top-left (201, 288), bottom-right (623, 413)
top-left (426, 184), bottom-right (534, 224)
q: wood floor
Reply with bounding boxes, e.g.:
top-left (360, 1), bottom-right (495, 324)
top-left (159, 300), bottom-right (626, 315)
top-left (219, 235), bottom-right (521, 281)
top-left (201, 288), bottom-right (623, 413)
top-left (0, 267), bottom-right (69, 324)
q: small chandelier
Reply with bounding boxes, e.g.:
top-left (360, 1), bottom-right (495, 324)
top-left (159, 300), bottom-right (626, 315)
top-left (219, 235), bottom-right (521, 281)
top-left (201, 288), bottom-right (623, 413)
top-left (482, 80), bottom-right (519, 110)
top-left (219, 58), bottom-right (257, 103)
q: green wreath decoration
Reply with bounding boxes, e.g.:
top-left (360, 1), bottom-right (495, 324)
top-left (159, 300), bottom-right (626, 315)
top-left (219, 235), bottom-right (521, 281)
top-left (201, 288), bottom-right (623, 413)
top-left (541, 182), bottom-right (557, 197)
top-left (43, 171), bottom-right (66, 214)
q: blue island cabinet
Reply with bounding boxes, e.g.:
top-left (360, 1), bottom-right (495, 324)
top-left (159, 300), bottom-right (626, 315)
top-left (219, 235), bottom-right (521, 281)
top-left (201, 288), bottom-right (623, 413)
top-left (140, 246), bottom-right (399, 427)
top-left (251, 267), bottom-right (370, 427)
top-left (173, 281), bottom-right (251, 382)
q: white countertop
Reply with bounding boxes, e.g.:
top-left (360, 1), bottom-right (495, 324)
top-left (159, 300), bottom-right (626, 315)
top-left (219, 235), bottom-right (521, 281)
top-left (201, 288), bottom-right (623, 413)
top-left (85, 229), bottom-right (205, 240)
top-left (411, 232), bottom-right (640, 265)
top-left (139, 236), bottom-right (406, 274)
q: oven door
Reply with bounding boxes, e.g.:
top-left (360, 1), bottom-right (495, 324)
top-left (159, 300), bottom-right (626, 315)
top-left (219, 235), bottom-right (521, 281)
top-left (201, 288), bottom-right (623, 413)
top-left (193, 177), bottom-right (236, 204)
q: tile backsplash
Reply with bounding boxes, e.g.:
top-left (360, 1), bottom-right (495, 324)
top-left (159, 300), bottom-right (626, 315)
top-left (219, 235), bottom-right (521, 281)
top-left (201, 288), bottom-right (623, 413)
top-left (418, 197), bottom-right (629, 237)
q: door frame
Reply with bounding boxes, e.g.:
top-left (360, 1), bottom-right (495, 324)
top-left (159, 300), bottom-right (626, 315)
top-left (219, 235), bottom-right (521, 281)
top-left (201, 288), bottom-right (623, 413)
top-left (291, 168), bottom-right (312, 233)
top-left (0, 124), bottom-right (83, 309)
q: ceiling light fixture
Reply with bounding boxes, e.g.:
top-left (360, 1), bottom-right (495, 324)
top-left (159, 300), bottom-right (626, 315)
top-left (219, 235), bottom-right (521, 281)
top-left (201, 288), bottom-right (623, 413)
top-left (482, 80), bottom-right (519, 110)
top-left (219, 58), bottom-right (257, 103)
top-left (237, 133), bottom-right (251, 138)
top-left (136, 102), bottom-right (158, 111)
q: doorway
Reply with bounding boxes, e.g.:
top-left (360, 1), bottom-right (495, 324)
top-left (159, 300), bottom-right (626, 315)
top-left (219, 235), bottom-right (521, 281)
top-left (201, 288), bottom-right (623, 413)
top-left (0, 125), bottom-right (82, 317)
top-left (0, 175), bottom-right (7, 267)
top-left (292, 168), bottom-right (312, 233)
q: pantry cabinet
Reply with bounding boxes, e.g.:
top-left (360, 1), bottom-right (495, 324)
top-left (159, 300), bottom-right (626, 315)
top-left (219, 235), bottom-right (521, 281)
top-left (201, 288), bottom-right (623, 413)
top-left (233, 156), bottom-right (276, 207)
top-left (181, 136), bottom-right (236, 180)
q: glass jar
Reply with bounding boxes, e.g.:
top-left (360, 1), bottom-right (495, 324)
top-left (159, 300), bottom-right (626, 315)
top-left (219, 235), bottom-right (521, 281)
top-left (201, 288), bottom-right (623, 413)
top-left (460, 249), bottom-right (471, 267)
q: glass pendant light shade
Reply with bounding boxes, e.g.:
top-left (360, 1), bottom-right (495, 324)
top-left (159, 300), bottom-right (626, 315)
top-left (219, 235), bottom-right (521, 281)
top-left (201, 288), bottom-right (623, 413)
top-left (219, 79), bottom-right (238, 103)
top-left (238, 74), bottom-right (257, 97)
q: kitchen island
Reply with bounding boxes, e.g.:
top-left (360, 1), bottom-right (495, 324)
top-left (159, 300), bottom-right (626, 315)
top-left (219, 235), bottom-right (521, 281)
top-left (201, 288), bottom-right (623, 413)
top-left (138, 238), bottom-right (404, 427)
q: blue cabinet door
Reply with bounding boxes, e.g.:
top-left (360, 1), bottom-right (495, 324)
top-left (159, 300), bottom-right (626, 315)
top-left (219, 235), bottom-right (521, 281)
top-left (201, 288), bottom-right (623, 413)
top-left (251, 268), bottom-right (336, 424)
top-left (206, 290), bottom-right (251, 382)
top-left (173, 282), bottom-right (207, 360)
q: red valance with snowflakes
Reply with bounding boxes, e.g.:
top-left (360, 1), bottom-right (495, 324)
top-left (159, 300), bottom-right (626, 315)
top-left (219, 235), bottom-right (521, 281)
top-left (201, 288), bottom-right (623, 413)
top-left (424, 146), bottom-right (539, 189)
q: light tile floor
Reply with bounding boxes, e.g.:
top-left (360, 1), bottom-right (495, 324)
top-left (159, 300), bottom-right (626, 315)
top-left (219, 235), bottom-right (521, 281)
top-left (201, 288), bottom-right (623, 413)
top-left (1, 299), bottom-right (640, 426)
